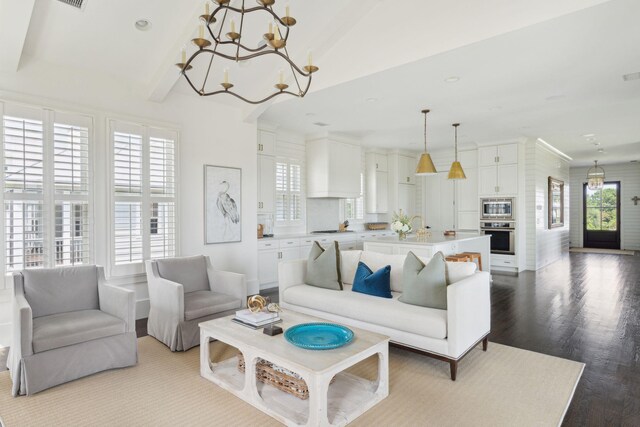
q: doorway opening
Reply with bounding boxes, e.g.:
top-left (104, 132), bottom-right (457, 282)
top-left (583, 182), bottom-right (620, 249)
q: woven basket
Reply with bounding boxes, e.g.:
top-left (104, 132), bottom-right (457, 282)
top-left (237, 353), bottom-right (335, 400)
top-left (366, 222), bottom-right (388, 230)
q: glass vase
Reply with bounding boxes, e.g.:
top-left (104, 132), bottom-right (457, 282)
top-left (398, 231), bottom-right (408, 240)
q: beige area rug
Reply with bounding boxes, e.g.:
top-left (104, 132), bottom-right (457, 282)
top-left (570, 247), bottom-right (635, 255)
top-left (0, 337), bottom-right (584, 427)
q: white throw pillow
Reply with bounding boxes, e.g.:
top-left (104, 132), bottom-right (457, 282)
top-left (340, 250), bottom-right (362, 285)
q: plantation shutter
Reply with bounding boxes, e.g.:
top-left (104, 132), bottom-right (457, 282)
top-left (148, 130), bottom-right (176, 260)
top-left (275, 161), bottom-right (288, 221)
top-left (52, 111), bottom-right (92, 265)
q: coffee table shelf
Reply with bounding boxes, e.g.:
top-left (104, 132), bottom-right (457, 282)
top-left (200, 310), bottom-right (389, 426)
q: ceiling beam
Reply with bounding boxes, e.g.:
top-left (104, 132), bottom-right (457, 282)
top-left (0, 0), bottom-right (36, 72)
top-left (146, 3), bottom-right (204, 103)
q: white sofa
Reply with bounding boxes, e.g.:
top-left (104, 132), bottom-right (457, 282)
top-left (278, 250), bottom-right (491, 380)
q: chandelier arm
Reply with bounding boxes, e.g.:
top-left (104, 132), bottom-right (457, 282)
top-left (210, 4), bottom-right (292, 39)
top-left (188, 48), bottom-right (314, 78)
top-left (200, 87), bottom-right (305, 105)
top-left (235, 0), bottom-right (245, 60)
top-left (281, 43), bottom-right (303, 94)
top-left (200, 7), bottom-right (230, 93)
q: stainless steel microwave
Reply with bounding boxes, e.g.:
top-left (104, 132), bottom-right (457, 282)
top-left (480, 198), bottom-right (515, 221)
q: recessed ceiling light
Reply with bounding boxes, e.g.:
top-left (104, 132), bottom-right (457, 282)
top-left (313, 122), bottom-right (330, 127)
top-left (622, 72), bottom-right (640, 81)
top-left (593, 142), bottom-right (601, 146)
top-left (445, 76), bottom-right (460, 83)
top-left (366, 97), bottom-right (378, 103)
top-left (305, 112), bottom-right (315, 117)
top-left (597, 148), bottom-right (605, 153)
top-left (582, 133), bottom-right (595, 138)
top-left (135, 19), bottom-right (152, 31)
top-left (586, 137), bottom-right (597, 142)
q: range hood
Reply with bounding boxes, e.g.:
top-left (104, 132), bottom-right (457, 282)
top-left (306, 134), bottom-right (361, 198)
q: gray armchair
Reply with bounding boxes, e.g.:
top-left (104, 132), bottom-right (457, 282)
top-left (145, 255), bottom-right (247, 351)
top-left (7, 265), bottom-right (137, 396)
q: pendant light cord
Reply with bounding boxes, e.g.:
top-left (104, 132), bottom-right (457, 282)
top-left (454, 125), bottom-right (458, 161)
top-left (423, 111), bottom-right (428, 152)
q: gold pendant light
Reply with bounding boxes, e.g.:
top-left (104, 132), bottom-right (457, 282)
top-left (447, 123), bottom-right (466, 180)
top-left (416, 109), bottom-right (437, 176)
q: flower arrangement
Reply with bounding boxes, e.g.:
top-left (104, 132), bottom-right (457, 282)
top-left (391, 210), bottom-right (414, 240)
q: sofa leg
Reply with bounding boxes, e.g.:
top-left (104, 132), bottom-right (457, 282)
top-left (449, 360), bottom-right (458, 381)
top-left (482, 337), bottom-right (488, 351)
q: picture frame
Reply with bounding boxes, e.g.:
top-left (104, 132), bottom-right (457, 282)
top-left (204, 165), bottom-right (242, 244)
top-left (548, 176), bottom-right (564, 229)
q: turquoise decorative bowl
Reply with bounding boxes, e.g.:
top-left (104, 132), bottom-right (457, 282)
top-left (284, 323), bottom-right (354, 350)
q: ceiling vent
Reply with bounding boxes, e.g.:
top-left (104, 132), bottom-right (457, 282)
top-left (622, 72), bottom-right (640, 82)
top-left (313, 122), bottom-right (330, 127)
top-left (57, 0), bottom-right (86, 9)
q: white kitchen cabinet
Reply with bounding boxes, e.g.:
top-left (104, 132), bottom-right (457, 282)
top-left (258, 249), bottom-right (279, 285)
top-left (371, 153), bottom-right (388, 172)
top-left (307, 137), bottom-right (361, 198)
top-left (396, 155), bottom-right (417, 184)
top-left (497, 164), bottom-right (518, 195)
top-left (478, 143), bottom-right (518, 167)
top-left (397, 183), bottom-right (415, 217)
top-left (280, 247), bottom-right (301, 262)
top-left (257, 155), bottom-right (275, 212)
top-left (257, 129), bottom-right (276, 156)
top-left (366, 171), bottom-right (388, 213)
top-left (479, 164), bottom-right (518, 196)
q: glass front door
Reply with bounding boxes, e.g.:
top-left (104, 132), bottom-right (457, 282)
top-left (583, 182), bottom-right (620, 249)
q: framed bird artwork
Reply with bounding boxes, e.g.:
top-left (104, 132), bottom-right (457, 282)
top-left (204, 165), bottom-right (242, 244)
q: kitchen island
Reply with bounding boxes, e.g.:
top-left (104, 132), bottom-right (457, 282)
top-left (363, 232), bottom-right (491, 273)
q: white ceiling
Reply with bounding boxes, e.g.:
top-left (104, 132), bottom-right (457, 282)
top-left (260, 0), bottom-right (640, 167)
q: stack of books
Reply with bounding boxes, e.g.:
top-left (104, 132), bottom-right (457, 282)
top-left (232, 309), bottom-right (282, 329)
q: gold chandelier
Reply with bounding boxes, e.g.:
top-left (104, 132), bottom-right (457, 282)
top-left (587, 160), bottom-right (605, 190)
top-left (176, 0), bottom-right (319, 104)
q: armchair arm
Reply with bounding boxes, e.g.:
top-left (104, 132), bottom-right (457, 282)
top-left (145, 260), bottom-right (185, 323)
top-left (446, 271), bottom-right (491, 358)
top-left (98, 268), bottom-right (135, 333)
top-left (12, 273), bottom-right (33, 358)
top-left (206, 263), bottom-right (247, 308)
top-left (278, 259), bottom-right (307, 304)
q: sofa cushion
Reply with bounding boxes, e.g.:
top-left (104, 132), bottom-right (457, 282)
top-left (32, 309), bottom-right (125, 353)
top-left (360, 252), bottom-right (406, 292)
top-left (400, 252), bottom-right (448, 309)
top-left (284, 284), bottom-right (447, 339)
top-left (340, 250), bottom-right (362, 285)
top-left (184, 290), bottom-right (242, 320)
top-left (23, 266), bottom-right (99, 318)
top-left (352, 262), bottom-right (392, 298)
top-left (156, 256), bottom-right (210, 293)
top-left (305, 241), bottom-right (343, 290)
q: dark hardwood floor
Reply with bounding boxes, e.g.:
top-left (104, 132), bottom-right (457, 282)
top-left (489, 252), bottom-right (640, 426)
top-left (4, 252), bottom-right (638, 426)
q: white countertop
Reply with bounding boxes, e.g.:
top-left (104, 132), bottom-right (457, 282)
top-left (260, 230), bottom-right (390, 240)
top-left (365, 232), bottom-right (489, 246)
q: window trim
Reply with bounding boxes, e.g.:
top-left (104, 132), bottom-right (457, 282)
top-left (107, 119), bottom-right (179, 278)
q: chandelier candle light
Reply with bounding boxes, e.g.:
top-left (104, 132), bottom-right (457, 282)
top-left (176, 0), bottom-right (319, 104)
top-left (447, 123), bottom-right (466, 180)
top-left (416, 109), bottom-right (437, 176)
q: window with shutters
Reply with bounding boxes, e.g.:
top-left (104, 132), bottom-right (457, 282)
top-left (1, 105), bottom-right (92, 273)
top-left (344, 173), bottom-right (364, 221)
top-left (110, 121), bottom-right (177, 272)
top-left (275, 159), bottom-right (302, 224)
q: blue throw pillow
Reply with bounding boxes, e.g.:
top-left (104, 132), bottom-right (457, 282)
top-left (352, 262), bottom-right (392, 298)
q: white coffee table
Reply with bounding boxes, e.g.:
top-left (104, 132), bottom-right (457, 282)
top-left (199, 310), bottom-right (389, 426)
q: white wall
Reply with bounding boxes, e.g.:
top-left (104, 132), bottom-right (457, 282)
top-left (569, 162), bottom-right (640, 250)
top-left (0, 59), bottom-right (259, 312)
top-left (524, 140), bottom-right (570, 270)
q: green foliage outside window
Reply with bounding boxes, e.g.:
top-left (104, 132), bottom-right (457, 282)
top-left (586, 186), bottom-right (617, 231)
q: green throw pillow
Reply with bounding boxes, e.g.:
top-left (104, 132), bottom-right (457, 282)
top-left (305, 241), bottom-right (343, 290)
top-left (399, 251), bottom-right (448, 309)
